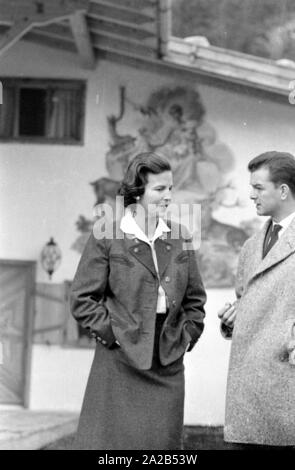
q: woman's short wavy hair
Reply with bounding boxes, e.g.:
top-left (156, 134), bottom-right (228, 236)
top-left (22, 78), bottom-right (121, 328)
top-left (119, 152), bottom-right (171, 207)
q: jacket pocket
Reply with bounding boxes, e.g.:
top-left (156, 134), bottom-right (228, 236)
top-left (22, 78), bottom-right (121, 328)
top-left (174, 252), bottom-right (189, 264)
top-left (109, 254), bottom-right (135, 267)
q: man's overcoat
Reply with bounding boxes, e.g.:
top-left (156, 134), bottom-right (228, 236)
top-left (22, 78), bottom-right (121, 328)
top-left (225, 217), bottom-right (295, 446)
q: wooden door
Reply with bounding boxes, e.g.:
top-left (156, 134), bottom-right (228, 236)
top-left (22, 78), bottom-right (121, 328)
top-left (0, 260), bottom-right (35, 407)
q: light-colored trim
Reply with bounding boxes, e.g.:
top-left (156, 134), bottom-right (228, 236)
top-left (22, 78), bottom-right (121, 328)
top-left (70, 11), bottom-right (96, 69)
top-left (167, 36), bottom-right (295, 96)
top-left (157, 0), bottom-right (171, 57)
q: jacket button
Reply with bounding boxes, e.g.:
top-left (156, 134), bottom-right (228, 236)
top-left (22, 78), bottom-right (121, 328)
top-left (165, 276), bottom-right (171, 283)
top-left (166, 245), bottom-right (171, 251)
top-left (134, 247), bottom-right (139, 253)
top-left (172, 300), bottom-right (176, 306)
top-left (101, 339), bottom-right (107, 345)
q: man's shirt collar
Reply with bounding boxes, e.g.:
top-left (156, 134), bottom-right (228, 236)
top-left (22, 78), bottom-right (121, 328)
top-left (272, 210), bottom-right (295, 237)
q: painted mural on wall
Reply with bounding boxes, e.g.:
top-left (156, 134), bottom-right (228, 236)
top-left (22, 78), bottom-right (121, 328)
top-left (72, 85), bottom-right (258, 287)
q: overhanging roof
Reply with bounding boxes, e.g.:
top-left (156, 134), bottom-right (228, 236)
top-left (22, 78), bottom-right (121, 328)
top-left (167, 36), bottom-right (295, 99)
top-left (0, 0), bottom-right (170, 68)
top-left (0, 0), bottom-right (294, 101)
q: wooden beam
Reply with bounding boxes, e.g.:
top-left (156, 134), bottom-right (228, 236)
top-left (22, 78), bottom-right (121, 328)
top-left (91, 31), bottom-right (157, 58)
top-left (88, 1), bottom-right (155, 25)
top-left (31, 22), bottom-right (74, 41)
top-left (88, 23), bottom-right (158, 49)
top-left (23, 29), bottom-right (77, 54)
top-left (0, 0), bottom-right (89, 22)
top-left (157, 0), bottom-right (171, 58)
top-left (91, 0), bottom-right (156, 11)
top-left (0, 0), bottom-right (89, 56)
top-left (87, 15), bottom-right (156, 39)
top-left (0, 23), bottom-right (77, 53)
top-left (0, 20), bottom-right (33, 56)
top-left (70, 11), bottom-right (95, 68)
top-left (0, 15), bottom-right (70, 56)
top-left (168, 36), bottom-right (295, 82)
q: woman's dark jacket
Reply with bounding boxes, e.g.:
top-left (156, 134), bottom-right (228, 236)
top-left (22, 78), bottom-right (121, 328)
top-left (70, 221), bottom-right (206, 370)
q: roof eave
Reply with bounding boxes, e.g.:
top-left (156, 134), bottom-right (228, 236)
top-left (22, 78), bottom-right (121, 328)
top-left (167, 36), bottom-right (295, 99)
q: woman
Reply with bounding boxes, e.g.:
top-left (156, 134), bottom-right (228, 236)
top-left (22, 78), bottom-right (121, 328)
top-left (70, 152), bottom-right (206, 450)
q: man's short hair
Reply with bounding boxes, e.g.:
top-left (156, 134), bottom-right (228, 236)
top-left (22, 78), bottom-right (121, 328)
top-left (248, 151), bottom-right (295, 197)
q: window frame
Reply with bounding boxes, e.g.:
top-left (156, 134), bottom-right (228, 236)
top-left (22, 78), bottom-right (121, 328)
top-left (0, 78), bottom-right (86, 145)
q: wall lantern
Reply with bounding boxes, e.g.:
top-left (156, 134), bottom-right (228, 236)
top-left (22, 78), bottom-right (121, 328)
top-left (41, 237), bottom-right (62, 280)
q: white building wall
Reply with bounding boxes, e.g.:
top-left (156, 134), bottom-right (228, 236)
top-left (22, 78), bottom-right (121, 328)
top-left (1, 41), bottom-right (295, 424)
top-left (29, 288), bottom-right (232, 425)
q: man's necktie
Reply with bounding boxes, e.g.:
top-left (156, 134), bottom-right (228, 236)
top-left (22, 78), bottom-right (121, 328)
top-left (262, 223), bottom-right (282, 258)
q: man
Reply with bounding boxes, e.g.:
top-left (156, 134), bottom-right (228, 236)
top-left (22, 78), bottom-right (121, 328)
top-left (218, 151), bottom-right (295, 449)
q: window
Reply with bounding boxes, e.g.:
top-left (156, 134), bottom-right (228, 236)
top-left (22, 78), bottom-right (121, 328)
top-left (0, 79), bottom-right (86, 144)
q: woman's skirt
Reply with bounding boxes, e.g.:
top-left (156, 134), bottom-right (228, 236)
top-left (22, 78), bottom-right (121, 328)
top-left (73, 315), bottom-right (185, 450)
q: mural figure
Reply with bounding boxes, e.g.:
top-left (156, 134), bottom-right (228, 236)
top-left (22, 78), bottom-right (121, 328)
top-left (72, 85), bottom-right (257, 287)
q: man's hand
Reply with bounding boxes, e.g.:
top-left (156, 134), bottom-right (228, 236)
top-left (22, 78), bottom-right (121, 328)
top-left (217, 301), bottom-right (237, 328)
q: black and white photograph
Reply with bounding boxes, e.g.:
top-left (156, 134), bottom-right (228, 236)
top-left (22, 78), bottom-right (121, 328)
top-left (0, 0), bottom-right (295, 458)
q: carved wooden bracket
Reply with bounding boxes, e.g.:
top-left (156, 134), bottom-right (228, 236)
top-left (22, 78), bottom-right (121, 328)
top-left (0, 0), bottom-right (91, 61)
